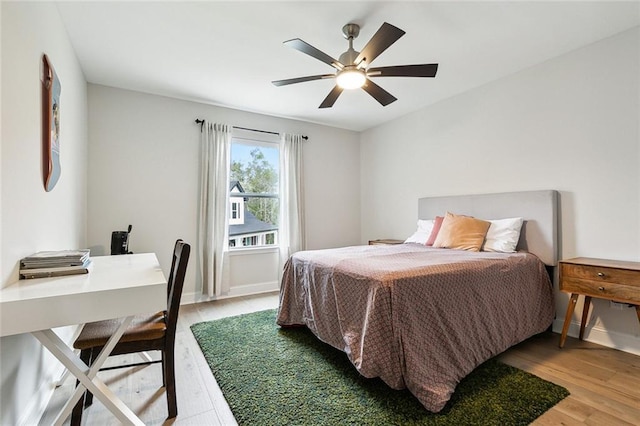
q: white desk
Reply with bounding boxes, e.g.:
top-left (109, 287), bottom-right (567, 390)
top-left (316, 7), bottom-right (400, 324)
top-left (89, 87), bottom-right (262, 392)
top-left (0, 253), bottom-right (166, 425)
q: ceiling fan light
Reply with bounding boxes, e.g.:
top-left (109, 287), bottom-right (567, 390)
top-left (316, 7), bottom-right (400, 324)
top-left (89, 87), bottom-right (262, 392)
top-left (336, 69), bottom-right (366, 90)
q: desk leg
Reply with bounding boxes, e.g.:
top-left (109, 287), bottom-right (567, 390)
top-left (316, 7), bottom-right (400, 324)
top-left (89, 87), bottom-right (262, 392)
top-left (58, 316), bottom-right (134, 424)
top-left (579, 296), bottom-right (592, 341)
top-left (32, 316), bottom-right (144, 426)
top-left (559, 293), bottom-right (579, 348)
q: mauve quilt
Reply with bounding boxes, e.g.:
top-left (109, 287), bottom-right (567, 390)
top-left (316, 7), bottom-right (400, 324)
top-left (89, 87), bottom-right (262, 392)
top-left (276, 244), bottom-right (554, 412)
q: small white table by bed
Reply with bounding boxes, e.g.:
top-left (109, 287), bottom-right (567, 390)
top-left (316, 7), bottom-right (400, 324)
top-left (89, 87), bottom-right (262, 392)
top-left (0, 253), bottom-right (166, 425)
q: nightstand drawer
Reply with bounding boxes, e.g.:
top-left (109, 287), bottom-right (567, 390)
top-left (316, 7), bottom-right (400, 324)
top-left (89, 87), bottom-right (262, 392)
top-left (560, 277), bottom-right (640, 304)
top-left (560, 263), bottom-right (640, 286)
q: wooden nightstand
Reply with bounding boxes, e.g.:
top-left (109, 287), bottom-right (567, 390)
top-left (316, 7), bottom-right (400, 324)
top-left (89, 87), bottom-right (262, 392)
top-left (558, 257), bottom-right (640, 348)
top-left (368, 239), bottom-right (404, 246)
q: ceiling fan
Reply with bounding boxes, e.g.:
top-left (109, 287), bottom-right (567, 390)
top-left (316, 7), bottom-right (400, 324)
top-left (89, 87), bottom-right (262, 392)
top-left (272, 22), bottom-right (438, 108)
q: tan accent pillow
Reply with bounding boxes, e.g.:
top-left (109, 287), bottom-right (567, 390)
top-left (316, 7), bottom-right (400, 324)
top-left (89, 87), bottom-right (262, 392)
top-left (432, 212), bottom-right (491, 252)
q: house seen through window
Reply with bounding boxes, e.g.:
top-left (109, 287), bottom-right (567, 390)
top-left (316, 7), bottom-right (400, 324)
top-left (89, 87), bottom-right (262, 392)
top-left (228, 138), bottom-right (279, 248)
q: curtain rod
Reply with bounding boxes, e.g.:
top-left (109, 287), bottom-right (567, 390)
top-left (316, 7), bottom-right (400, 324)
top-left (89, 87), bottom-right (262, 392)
top-left (194, 119), bottom-right (308, 140)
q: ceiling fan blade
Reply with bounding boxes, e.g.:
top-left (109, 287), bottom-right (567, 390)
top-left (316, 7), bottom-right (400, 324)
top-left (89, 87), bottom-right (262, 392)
top-left (284, 39), bottom-right (344, 70)
top-left (367, 64), bottom-right (438, 78)
top-left (272, 74), bottom-right (335, 87)
top-left (319, 86), bottom-right (344, 108)
top-left (354, 22), bottom-right (405, 67)
top-left (362, 79), bottom-right (397, 106)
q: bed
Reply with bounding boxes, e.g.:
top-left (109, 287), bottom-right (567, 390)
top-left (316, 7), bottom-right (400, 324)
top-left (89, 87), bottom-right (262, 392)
top-left (276, 190), bottom-right (559, 412)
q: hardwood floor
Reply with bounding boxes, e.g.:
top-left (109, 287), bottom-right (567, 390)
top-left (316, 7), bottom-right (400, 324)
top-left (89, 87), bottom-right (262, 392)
top-left (41, 292), bottom-right (640, 425)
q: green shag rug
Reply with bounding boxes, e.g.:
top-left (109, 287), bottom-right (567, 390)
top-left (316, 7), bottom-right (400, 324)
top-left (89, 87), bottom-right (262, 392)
top-left (191, 309), bottom-right (568, 426)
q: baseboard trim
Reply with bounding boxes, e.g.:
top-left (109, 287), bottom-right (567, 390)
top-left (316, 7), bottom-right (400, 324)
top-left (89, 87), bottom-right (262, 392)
top-left (23, 343), bottom-right (77, 426)
top-left (29, 326), bottom-right (94, 426)
top-left (227, 281), bottom-right (278, 297)
top-left (20, 376), bottom-right (58, 426)
top-left (552, 319), bottom-right (640, 356)
top-left (183, 281), bottom-right (279, 304)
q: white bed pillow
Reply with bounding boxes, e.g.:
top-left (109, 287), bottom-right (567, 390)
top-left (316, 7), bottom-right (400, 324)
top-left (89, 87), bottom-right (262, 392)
top-left (482, 217), bottom-right (524, 253)
top-left (404, 219), bottom-right (435, 244)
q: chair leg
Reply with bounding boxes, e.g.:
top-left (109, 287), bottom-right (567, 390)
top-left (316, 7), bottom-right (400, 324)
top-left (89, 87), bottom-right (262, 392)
top-left (164, 348), bottom-right (178, 418)
top-left (161, 354), bottom-right (166, 387)
top-left (70, 349), bottom-right (92, 426)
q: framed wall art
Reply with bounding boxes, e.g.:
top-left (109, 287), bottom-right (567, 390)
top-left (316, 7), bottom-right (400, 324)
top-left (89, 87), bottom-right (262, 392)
top-left (41, 54), bottom-right (61, 192)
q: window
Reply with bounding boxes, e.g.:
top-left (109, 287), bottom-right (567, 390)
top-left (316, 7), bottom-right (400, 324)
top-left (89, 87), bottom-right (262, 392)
top-left (228, 137), bottom-right (279, 249)
top-left (242, 235), bottom-right (258, 247)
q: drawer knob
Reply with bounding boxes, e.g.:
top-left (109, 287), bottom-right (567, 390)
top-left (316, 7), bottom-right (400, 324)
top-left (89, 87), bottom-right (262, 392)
top-left (598, 286), bottom-right (605, 291)
top-left (597, 272), bottom-right (605, 278)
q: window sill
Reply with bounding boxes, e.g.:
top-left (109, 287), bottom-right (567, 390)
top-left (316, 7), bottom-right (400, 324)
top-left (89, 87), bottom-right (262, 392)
top-left (228, 246), bottom-right (280, 256)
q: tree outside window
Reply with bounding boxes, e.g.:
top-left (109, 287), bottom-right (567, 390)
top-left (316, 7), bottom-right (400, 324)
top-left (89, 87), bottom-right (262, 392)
top-left (228, 140), bottom-right (279, 248)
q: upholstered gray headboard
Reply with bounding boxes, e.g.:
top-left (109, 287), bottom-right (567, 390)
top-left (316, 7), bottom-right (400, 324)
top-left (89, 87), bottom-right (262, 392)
top-left (418, 190), bottom-right (559, 266)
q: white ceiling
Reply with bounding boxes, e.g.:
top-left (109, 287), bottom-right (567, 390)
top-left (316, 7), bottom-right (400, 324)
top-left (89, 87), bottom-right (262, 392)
top-left (55, 1), bottom-right (640, 132)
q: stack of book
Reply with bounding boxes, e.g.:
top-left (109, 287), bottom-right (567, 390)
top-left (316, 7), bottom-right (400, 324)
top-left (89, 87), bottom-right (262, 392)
top-left (19, 249), bottom-right (92, 279)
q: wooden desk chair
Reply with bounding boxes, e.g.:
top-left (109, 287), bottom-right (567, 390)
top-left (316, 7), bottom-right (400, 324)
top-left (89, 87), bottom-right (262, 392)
top-left (70, 240), bottom-right (190, 425)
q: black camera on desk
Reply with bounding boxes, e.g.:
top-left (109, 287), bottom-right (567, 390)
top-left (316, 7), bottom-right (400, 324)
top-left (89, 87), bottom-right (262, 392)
top-left (111, 224), bottom-right (133, 255)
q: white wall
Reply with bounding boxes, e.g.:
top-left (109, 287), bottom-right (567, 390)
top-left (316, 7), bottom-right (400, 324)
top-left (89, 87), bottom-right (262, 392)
top-left (361, 27), bottom-right (640, 353)
top-left (87, 85), bottom-right (361, 302)
top-left (1, 2), bottom-right (88, 424)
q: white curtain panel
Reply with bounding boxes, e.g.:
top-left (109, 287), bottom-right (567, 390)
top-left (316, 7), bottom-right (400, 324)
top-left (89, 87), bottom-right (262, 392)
top-left (279, 133), bottom-right (306, 279)
top-left (198, 122), bottom-right (232, 297)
